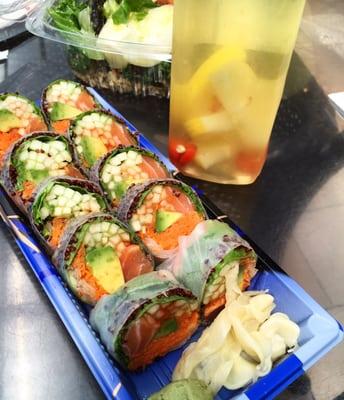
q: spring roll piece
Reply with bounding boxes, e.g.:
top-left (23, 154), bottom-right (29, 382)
top-left (69, 111), bottom-right (138, 172)
top-left (41, 79), bottom-right (99, 134)
top-left (91, 146), bottom-right (171, 207)
top-left (53, 213), bottom-right (154, 305)
top-left (2, 132), bottom-right (83, 210)
top-left (159, 220), bottom-right (257, 322)
top-left (117, 179), bottom-right (207, 260)
top-left (29, 177), bottom-right (108, 253)
top-left (90, 270), bottom-right (200, 371)
top-left (0, 93), bottom-right (47, 164)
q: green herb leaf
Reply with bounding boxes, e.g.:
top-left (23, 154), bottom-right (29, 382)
top-left (154, 319), bottom-right (178, 339)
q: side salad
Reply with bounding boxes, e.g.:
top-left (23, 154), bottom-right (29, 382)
top-left (48, 0), bottom-right (173, 96)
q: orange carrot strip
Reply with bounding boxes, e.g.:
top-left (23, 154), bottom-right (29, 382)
top-left (0, 129), bottom-right (21, 164)
top-left (203, 295), bottom-right (226, 320)
top-left (21, 181), bottom-right (36, 201)
top-left (239, 261), bottom-right (255, 291)
top-left (52, 120), bottom-right (70, 134)
top-left (144, 211), bottom-right (203, 250)
top-left (48, 217), bottom-right (68, 249)
top-left (71, 245), bottom-right (107, 301)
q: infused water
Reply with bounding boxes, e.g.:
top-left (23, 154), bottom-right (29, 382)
top-left (169, 0), bottom-right (306, 184)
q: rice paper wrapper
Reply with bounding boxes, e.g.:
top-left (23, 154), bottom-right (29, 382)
top-left (159, 220), bottom-right (257, 301)
top-left (90, 270), bottom-right (194, 362)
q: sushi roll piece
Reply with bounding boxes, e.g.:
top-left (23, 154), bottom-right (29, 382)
top-left (2, 132), bottom-right (83, 210)
top-left (90, 270), bottom-right (199, 371)
top-left (117, 179), bottom-right (207, 260)
top-left (160, 220), bottom-right (257, 322)
top-left (0, 93), bottom-right (47, 164)
top-left (53, 213), bottom-right (154, 305)
top-left (29, 177), bottom-right (108, 253)
top-left (42, 79), bottom-right (99, 134)
top-left (69, 110), bottom-right (138, 172)
top-left (91, 146), bottom-right (171, 207)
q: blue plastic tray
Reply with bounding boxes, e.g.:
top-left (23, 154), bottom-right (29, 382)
top-left (0, 89), bottom-right (342, 400)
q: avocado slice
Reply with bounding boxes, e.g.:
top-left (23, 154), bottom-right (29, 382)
top-left (0, 109), bottom-right (21, 132)
top-left (16, 167), bottom-right (49, 190)
top-left (50, 102), bottom-right (82, 121)
top-left (81, 136), bottom-right (107, 166)
top-left (113, 181), bottom-right (130, 199)
top-left (155, 210), bottom-right (182, 233)
top-left (86, 246), bottom-right (124, 293)
top-left (28, 169), bottom-right (49, 183)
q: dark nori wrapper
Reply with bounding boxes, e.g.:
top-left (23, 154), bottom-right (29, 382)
top-left (52, 211), bottom-right (154, 272)
top-left (0, 92), bottom-right (47, 123)
top-left (1, 131), bottom-right (82, 213)
top-left (89, 145), bottom-right (171, 209)
top-left (40, 79), bottom-right (101, 124)
top-left (27, 176), bottom-right (108, 255)
top-left (68, 110), bottom-right (139, 177)
top-left (117, 178), bottom-right (207, 222)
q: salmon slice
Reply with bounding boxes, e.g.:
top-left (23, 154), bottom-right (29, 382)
top-left (52, 120), bottom-right (70, 134)
top-left (111, 122), bottom-right (135, 147)
top-left (125, 311), bottom-right (199, 371)
top-left (164, 187), bottom-right (195, 213)
top-left (119, 244), bottom-right (153, 281)
top-left (29, 117), bottom-right (47, 132)
top-left (141, 156), bottom-right (169, 179)
top-left (75, 91), bottom-right (96, 111)
top-left (48, 217), bottom-right (68, 249)
top-left (123, 314), bottom-right (161, 358)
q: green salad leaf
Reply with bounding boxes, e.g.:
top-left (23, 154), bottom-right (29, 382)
top-left (49, 0), bottom-right (87, 32)
top-left (112, 0), bottom-right (157, 25)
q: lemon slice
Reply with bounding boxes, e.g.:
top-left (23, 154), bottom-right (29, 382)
top-left (187, 46), bottom-right (257, 124)
top-left (189, 46), bottom-right (246, 97)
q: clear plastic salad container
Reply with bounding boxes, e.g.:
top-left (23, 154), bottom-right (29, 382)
top-left (26, 0), bottom-right (173, 97)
